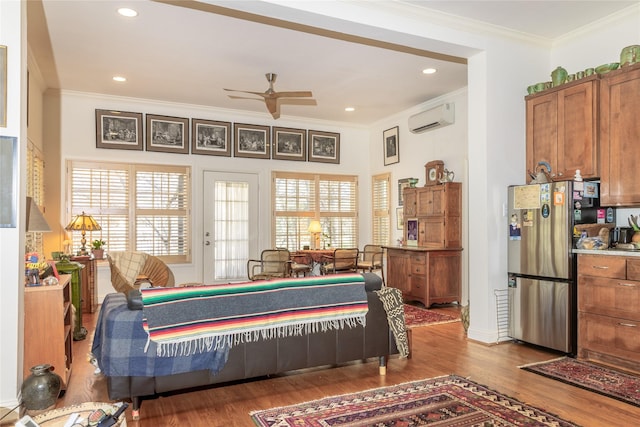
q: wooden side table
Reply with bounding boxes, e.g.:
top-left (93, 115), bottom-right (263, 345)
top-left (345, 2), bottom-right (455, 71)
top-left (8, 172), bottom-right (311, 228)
top-left (24, 275), bottom-right (73, 388)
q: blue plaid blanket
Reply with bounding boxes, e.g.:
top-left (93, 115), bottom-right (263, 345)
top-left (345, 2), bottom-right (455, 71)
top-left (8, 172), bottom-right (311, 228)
top-left (91, 293), bottom-right (229, 377)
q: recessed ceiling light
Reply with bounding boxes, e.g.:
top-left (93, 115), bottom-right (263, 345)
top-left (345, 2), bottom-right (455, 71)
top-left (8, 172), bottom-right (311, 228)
top-left (422, 68), bottom-right (437, 75)
top-left (113, 76), bottom-right (127, 82)
top-left (117, 8), bottom-right (138, 17)
top-left (345, 107), bottom-right (355, 112)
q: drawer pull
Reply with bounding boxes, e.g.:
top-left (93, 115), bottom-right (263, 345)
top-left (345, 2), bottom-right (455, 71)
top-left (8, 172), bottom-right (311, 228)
top-left (618, 282), bottom-right (638, 287)
top-left (591, 265), bottom-right (609, 270)
top-left (618, 323), bottom-right (637, 328)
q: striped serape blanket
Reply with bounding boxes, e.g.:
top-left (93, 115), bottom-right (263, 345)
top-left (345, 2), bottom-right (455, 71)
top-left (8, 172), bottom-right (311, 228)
top-left (141, 273), bottom-right (369, 356)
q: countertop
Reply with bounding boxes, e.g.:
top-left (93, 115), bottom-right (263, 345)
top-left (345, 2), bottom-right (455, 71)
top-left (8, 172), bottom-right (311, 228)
top-left (573, 248), bottom-right (640, 257)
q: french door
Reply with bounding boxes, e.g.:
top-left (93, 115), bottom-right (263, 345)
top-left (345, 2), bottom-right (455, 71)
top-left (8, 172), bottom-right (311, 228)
top-left (203, 171), bottom-right (259, 282)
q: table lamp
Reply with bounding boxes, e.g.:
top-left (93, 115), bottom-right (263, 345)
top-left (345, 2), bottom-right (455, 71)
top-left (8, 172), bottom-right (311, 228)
top-left (308, 220), bottom-right (322, 250)
top-left (65, 212), bottom-right (101, 255)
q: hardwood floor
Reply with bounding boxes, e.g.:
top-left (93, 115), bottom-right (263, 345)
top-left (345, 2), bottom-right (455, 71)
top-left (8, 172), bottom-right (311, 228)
top-left (55, 305), bottom-right (640, 426)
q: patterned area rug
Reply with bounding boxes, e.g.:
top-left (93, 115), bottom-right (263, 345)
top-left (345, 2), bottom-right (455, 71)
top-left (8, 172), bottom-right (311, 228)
top-left (249, 374), bottom-right (578, 426)
top-left (520, 356), bottom-right (640, 407)
top-left (403, 303), bottom-right (460, 328)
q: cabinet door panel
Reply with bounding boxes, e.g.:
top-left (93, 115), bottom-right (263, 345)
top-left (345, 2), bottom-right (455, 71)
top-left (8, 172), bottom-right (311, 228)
top-left (600, 67), bottom-right (640, 205)
top-left (557, 81), bottom-right (598, 179)
top-left (526, 93), bottom-right (557, 182)
top-left (578, 276), bottom-right (640, 321)
top-left (579, 312), bottom-right (640, 364)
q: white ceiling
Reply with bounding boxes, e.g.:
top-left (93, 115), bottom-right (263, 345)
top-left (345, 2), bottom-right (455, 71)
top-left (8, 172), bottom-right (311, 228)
top-left (27, 1), bottom-right (636, 125)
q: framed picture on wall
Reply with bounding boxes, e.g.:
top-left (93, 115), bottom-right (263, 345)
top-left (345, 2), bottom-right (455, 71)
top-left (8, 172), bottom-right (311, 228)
top-left (398, 178), bottom-right (411, 206)
top-left (191, 119), bottom-right (231, 156)
top-left (272, 127), bottom-right (306, 161)
top-left (406, 218), bottom-right (418, 246)
top-left (0, 136), bottom-right (17, 227)
top-left (308, 130), bottom-right (340, 164)
top-left (383, 126), bottom-right (399, 166)
top-left (396, 207), bottom-right (403, 230)
top-left (95, 109), bottom-right (143, 150)
top-left (0, 45), bottom-right (6, 128)
top-left (234, 123), bottom-right (270, 159)
top-left (146, 114), bottom-right (189, 153)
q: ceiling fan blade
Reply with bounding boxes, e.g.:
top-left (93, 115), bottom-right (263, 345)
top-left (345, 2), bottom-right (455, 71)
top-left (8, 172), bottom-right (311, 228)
top-left (272, 91), bottom-right (313, 98)
top-left (278, 98), bottom-right (317, 106)
top-left (223, 88), bottom-right (268, 98)
top-left (265, 98), bottom-right (280, 119)
top-left (226, 95), bottom-right (262, 101)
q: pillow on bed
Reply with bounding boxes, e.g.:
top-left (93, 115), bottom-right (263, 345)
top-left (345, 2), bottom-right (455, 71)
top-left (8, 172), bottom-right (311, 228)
top-left (127, 289), bottom-right (143, 310)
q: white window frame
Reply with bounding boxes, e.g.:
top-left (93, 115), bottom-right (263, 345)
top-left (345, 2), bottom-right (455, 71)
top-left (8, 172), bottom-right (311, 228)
top-left (66, 160), bottom-right (191, 263)
top-left (272, 171), bottom-right (358, 250)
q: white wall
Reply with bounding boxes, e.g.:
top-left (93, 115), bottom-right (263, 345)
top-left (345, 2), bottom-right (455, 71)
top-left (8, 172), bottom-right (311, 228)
top-left (47, 91), bottom-right (372, 302)
top-left (0, 0), bottom-right (26, 410)
top-left (370, 88), bottom-right (469, 302)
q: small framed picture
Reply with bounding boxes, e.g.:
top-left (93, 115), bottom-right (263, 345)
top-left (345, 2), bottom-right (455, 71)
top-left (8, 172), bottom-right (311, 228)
top-left (396, 207), bottom-right (404, 230)
top-left (191, 119), bottom-right (231, 156)
top-left (398, 178), bottom-right (411, 206)
top-left (406, 218), bottom-right (418, 246)
top-left (383, 126), bottom-right (399, 166)
top-left (0, 45), bottom-right (6, 127)
top-left (272, 127), bottom-right (306, 161)
top-left (146, 114), bottom-right (189, 154)
top-left (95, 109), bottom-right (143, 150)
top-left (308, 130), bottom-right (340, 164)
top-left (234, 123), bottom-right (270, 159)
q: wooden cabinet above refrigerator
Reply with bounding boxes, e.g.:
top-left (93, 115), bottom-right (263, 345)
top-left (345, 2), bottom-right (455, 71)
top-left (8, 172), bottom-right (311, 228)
top-left (525, 75), bottom-right (599, 183)
top-left (599, 63), bottom-right (640, 206)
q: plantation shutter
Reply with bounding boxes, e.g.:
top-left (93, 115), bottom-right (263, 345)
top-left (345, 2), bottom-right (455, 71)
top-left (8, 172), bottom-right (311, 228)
top-left (273, 171), bottom-right (358, 250)
top-left (372, 173), bottom-right (390, 246)
top-left (68, 160), bottom-right (191, 263)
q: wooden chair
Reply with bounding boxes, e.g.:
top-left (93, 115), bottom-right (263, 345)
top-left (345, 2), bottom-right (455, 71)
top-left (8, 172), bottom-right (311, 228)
top-left (357, 244), bottom-right (385, 284)
top-left (321, 248), bottom-right (359, 275)
top-left (247, 249), bottom-right (291, 280)
top-left (290, 252), bottom-right (312, 277)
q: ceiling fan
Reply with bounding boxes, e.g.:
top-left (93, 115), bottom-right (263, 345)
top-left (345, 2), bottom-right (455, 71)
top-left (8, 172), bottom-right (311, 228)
top-left (224, 73), bottom-right (316, 120)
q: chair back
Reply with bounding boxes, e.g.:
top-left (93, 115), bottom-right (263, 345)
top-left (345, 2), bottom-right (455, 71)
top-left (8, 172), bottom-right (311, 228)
top-left (361, 244), bottom-right (383, 265)
top-left (261, 249), bottom-right (291, 274)
top-left (108, 251), bottom-right (174, 293)
top-left (331, 248), bottom-right (359, 272)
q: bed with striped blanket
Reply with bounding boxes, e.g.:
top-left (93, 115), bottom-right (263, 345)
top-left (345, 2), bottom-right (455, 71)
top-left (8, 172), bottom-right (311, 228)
top-left (140, 273), bottom-right (369, 356)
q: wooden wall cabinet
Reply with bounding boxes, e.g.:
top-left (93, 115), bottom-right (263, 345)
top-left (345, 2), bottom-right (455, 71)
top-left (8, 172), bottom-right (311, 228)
top-left (71, 256), bottom-right (97, 313)
top-left (599, 63), bottom-right (640, 206)
top-left (24, 274), bottom-right (73, 387)
top-left (388, 181), bottom-right (462, 307)
top-left (386, 247), bottom-right (461, 307)
top-left (404, 182), bottom-right (461, 249)
top-left (525, 76), bottom-right (599, 182)
top-left (577, 254), bottom-right (640, 373)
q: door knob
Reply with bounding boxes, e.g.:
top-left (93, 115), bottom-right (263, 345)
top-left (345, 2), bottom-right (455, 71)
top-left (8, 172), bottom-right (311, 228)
top-left (205, 241), bottom-right (211, 246)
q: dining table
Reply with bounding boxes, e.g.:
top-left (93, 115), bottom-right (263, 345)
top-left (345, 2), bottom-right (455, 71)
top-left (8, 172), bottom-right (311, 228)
top-left (292, 249), bottom-right (335, 275)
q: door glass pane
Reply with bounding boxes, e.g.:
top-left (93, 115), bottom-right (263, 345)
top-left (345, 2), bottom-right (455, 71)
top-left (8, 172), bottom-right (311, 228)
top-left (213, 181), bottom-right (249, 280)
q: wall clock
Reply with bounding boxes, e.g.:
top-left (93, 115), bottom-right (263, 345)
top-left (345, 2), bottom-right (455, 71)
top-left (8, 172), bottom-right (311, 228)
top-left (425, 160), bottom-right (444, 186)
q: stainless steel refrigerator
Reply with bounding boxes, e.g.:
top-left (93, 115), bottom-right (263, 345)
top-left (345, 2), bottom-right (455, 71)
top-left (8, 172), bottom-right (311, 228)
top-left (507, 181), bottom-right (601, 354)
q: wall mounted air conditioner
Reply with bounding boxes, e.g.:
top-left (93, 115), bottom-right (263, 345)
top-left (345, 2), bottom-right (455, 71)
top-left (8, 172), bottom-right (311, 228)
top-left (408, 103), bottom-right (455, 133)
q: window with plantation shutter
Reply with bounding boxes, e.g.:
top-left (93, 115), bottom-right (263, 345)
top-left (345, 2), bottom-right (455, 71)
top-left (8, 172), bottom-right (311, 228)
top-left (67, 160), bottom-right (191, 263)
top-left (26, 141), bottom-right (45, 254)
top-left (273, 171), bottom-right (358, 250)
top-left (372, 173), bottom-right (391, 246)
